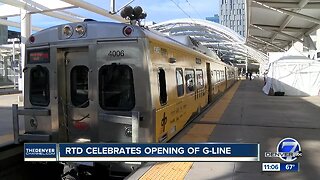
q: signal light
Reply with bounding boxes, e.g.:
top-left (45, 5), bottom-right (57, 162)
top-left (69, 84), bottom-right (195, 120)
top-left (29, 35), bottom-right (35, 43)
top-left (123, 26), bottom-right (133, 36)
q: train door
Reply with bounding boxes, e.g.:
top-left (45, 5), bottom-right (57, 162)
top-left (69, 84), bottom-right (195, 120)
top-left (63, 48), bottom-right (95, 142)
top-left (206, 63), bottom-right (212, 103)
top-left (96, 40), bottom-right (144, 143)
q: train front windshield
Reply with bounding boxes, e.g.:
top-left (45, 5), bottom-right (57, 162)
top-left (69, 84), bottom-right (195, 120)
top-left (29, 66), bottom-right (50, 106)
top-left (99, 64), bottom-right (135, 111)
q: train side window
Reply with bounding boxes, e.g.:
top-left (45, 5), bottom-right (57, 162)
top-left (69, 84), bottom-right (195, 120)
top-left (29, 66), bottom-right (50, 106)
top-left (176, 68), bottom-right (184, 97)
top-left (99, 65), bottom-right (135, 110)
top-left (185, 69), bottom-right (195, 93)
top-left (222, 70), bottom-right (225, 80)
top-left (71, 66), bottom-right (89, 108)
top-left (196, 69), bottom-right (204, 88)
top-left (158, 68), bottom-right (167, 105)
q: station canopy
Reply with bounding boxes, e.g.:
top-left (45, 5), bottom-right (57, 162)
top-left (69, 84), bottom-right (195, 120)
top-left (151, 19), bottom-right (267, 67)
top-left (0, 0), bottom-right (267, 67)
top-left (247, 0), bottom-right (320, 53)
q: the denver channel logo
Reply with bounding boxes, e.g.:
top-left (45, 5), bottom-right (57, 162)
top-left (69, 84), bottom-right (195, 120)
top-left (265, 137), bottom-right (302, 162)
top-left (24, 143), bottom-right (57, 160)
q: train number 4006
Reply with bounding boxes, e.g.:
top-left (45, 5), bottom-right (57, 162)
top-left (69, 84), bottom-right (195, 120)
top-left (108, 50), bottom-right (125, 57)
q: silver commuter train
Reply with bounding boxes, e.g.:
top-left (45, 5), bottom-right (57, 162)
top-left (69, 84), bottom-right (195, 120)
top-left (13, 20), bottom-right (238, 172)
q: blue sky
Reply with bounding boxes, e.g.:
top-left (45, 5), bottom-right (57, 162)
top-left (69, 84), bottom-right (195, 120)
top-left (7, 0), bottom-right (219, 31)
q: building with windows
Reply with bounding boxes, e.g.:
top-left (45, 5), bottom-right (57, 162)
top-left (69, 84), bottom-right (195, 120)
top-left (0, 23), bottom-right (8, 44)
top-left (206, 14), bottom-right (219, 23)
top-left (8, 30), bottom-right (20, 40)
top-left (219, 0), bottom-right (246, 37)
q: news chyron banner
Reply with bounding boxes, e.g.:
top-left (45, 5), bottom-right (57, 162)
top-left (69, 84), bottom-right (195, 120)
top-left (24, 143), bottom-right (260, 162)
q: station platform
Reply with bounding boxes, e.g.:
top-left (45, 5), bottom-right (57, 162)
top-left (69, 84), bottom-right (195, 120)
top-left (127, 78), bottom-right (320, 180)
top-left (0, 93), bottom-right (23, 147)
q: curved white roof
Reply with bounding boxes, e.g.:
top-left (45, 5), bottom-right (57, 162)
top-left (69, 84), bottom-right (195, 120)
top-left (151, 18), bottom-right (267, 66)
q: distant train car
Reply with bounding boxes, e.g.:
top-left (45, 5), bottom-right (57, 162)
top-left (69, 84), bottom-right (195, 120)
top-left (13, 21), bottom-right (237, 172)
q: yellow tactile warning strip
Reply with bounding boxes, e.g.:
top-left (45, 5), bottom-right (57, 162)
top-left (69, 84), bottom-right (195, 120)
top-left (139, 81), bottom-right (242, 180)
top-left (139, 162), bottom-right (193, 180)
top-left (177, 124), bottom-right (216, 143)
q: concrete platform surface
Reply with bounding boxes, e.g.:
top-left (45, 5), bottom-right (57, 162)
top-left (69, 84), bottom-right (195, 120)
top-left (0, 94), bottom-right (23, 146)
top-left (127, 78), bottom-right (320, 180)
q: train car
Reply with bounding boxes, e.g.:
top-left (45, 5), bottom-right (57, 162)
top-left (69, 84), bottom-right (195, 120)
top-left (13, 20), bottom-right (238, 172)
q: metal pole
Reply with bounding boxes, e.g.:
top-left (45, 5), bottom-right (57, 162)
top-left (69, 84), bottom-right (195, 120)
top-left (132, 111), bottom-right (139, 143)
top-left (60, 0), bottom-right (126, 22)
top-left (13, 40), bottom-right (16, 89)
top-left (20, 10), bottom-right (31, 93)
top-left (0, 18), bottom-right (42, 32)
top-left (245, 57), bottom-right (248, 74)
top-left (12, 104), bottom-right (19, 144)
top-left (4, 56), bottom-right (8, 82)
top-left (110, 0), bottom-right (115, 14)
top-left (1, 0), bottom-right (80, 23)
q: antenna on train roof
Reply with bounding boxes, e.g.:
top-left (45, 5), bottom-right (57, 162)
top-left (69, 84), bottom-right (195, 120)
top-left (120, 6), bottom-right (147, 26)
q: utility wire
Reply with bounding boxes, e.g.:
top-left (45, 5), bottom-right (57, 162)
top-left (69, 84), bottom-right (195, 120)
top-left (169, 0), bottom-right (193, 19)
top-left (168, 0), bottom-right (205, 43)
top-left (185, 0), bottom-right (202, 19)
top-left (166, 0), bottom-right (225, 61)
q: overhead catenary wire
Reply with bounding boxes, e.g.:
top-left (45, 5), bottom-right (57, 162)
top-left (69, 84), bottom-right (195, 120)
top-left (185, 0), bottom-right (202, 19)
top-left (169, 0), bottom-right (193, 19)
top-left (167, 0), bottom-right (208, 45)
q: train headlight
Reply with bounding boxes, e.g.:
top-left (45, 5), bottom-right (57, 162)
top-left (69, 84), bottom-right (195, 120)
top-left (63, 25), bottom-right (73, 38)
top-left (30, 117), bottom-right (38, 129)
top-left (125, 126), bottom-right (132, 137)
top-left (75, 24), bottom-right (86, 37)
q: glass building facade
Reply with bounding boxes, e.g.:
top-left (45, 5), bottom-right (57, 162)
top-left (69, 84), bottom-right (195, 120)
top-left (219, 0), bottom-right (246, 37)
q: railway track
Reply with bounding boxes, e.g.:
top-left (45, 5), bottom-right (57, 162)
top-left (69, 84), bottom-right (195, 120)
top-left (0, 144), bottom-right (63, 180)
top-left (0, 144), bottom-right (129, 180)
top-left (0, 144), bottom-right (25, 179)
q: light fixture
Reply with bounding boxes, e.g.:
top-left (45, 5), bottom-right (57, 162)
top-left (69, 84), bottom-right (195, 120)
top-left (75, 24), bottom-right (86, 37)
top-left (63, 25), bottom-right (73, 38)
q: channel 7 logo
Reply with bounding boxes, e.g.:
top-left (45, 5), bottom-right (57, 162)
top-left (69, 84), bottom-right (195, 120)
top-left (265, 138), bottom-right (302, 162)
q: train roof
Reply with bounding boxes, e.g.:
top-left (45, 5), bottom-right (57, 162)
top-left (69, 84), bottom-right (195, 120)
top-left (28, 21), bottom-right (233, 67)
top-left (27, 21), bottom-right (146, 44)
